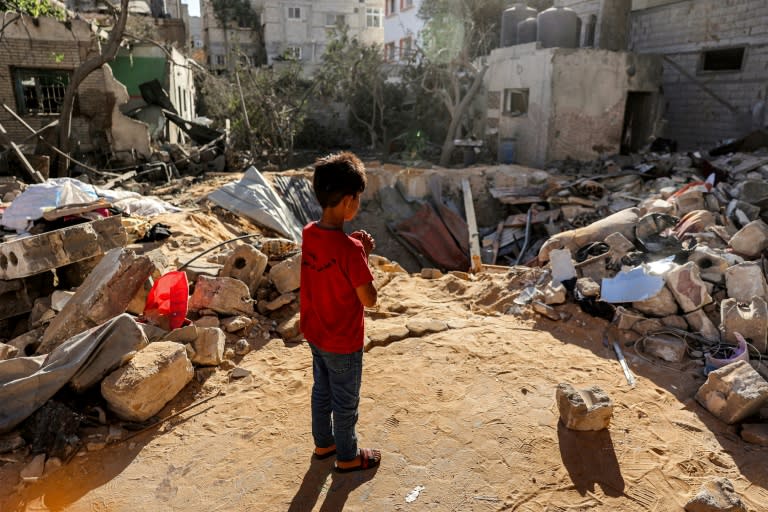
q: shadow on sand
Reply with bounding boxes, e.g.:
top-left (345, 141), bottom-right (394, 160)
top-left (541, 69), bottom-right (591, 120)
top-left (288, 455), bottom-right (379, 512)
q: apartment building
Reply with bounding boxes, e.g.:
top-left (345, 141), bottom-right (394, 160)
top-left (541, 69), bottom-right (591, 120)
top-left (202, 0), bottom-right (385, 74)
top-left (383, 0), bottom-right (423, 62)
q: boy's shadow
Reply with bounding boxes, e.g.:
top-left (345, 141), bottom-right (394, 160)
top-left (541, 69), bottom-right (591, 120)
top-left (288, 456), bottom-right (379, 512)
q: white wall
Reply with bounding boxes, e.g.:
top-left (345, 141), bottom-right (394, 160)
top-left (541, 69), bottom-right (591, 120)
top-left (383, 0), bottom-right (424, 61)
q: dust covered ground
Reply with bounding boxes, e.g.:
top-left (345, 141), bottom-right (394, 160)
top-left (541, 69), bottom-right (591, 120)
top-left (2, 175), bottom-right (767, 511)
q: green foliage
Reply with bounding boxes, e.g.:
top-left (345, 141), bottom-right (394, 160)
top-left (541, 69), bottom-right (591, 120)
top-left (0, 0), bottom-right (65, 19)
top-left (210, 0), bottom-right (260, 29)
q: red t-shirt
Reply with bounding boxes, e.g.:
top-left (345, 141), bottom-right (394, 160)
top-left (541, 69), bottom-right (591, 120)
top-left (300, 222), bottom-right (374, 353)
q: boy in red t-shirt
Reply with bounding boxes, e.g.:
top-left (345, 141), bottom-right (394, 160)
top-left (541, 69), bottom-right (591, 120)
top-left (300, 151), bottom-right (381, 473)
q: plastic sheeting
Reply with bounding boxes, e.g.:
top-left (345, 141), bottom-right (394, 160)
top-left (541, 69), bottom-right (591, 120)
top-left (0, 314), bottom-right (148, 434)
top-left (207, 167), bottom-right (303, 242)
top-left (1, 178), bottom-right (180, 233)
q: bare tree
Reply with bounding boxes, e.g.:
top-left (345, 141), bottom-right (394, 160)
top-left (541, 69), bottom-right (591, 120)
top-left (56, 0), bottom-right (129, 176)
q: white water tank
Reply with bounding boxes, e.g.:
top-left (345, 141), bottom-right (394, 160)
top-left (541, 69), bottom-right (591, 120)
top-left (537, 6), bottom-right (580, 49)
top-left (501, 3), bottom-right (537, 47)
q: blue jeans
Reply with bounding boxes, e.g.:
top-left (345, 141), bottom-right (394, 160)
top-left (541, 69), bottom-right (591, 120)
top-left (310, 344), bottom-right (363, 462)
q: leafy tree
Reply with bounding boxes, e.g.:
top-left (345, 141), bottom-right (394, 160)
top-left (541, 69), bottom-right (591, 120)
top-left (315, 27), bottom-right (408, 156)
top-left (0, 0), bottom-right (64, 19)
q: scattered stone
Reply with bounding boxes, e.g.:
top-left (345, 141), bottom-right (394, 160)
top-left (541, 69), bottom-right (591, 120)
top-left (575, 277), bottom-right (600, 298)
top-left (276, 313), bottom-right (301, 340)
top-left (222, 315), bottom-right (252, 333)
top-left (44, 457), bottom-right (62, 475)
top-left (643, 334), bottom-right (687, 363)
top-left (543, 281), bottom-right (566, 305)
top-left (0, 342), bottom-right (19, 360)
top-left (684, 477), bottom-right (747, 512)
top-left (187, 327), bottom-right (225, 366)
top-left (107, 425), bottom-right (124, 443)
top-left (20, 454), bottom-right (46, 481)
top-left (695, 360), bottom-right (768, 424)
top-left (194, 316), bottom-right (220, 328)
top-left (38, 248), bottom-right (155, 355)
top-left (269, 253), bottom-right (302, 294)
top-left (632, 318), bottom-right (664, 336)
top-left (549, 248), bottom-right (577, 283)
top-left (420, 268), bottom-right (443, 279)
top-left (406, 318), bottom-right (449, 336)
top-left (101, 341), bottom-right (194, 422)
top-left (166, 325), bottom-right (198, 344)
top-left (740, 423), bottom-right (768, 446)
top-left (555, 383), bottom-right (613, 431)
top-left (50, 290), bottom-right (75, 312)
top-left (720, 297), bottom-right (768, 353)
top-left (188, 276), bottom-right (253, 316)
top-left (632, 285), bottom-right (678, 317)
top-left (666, 262), bottom-right (713, 313)
top-left (231, 367), bottom-right (252, 379)
top-left (234, 338), bottom-right (251, 356)
top-left (264, 293), bottom-right (296, 311)
top-left (220, 245), bottom-right (268, 295)
top-left (724, 262), bottom-right (768, 302)
top-left (729, 219), bottom-right (768, 258)
top-left (532, 301), bottom-right (561, 321)
top-left (86, 440), bottom-right (107, 452)
top-left (614, 306), bottom-right (643, 330)
top-left (685, 309), bottom-right (720, 341)
top-left (661, 315), bottom-right (688, 330)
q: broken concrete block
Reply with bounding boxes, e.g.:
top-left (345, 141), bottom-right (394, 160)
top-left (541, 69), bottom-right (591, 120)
top-left (685, 309), bottom-right (721, 341)
top-left (0, 342), bottom-right (19, 360)
top-left (632, 285), bottom-right (678, 317)
top-left (187, 327), bottom-right (225, 366)
top-left (720, 298), bottom-right (768, 354)
top-left (576, 255), bottom-right (611, 283)
top-left (269, 253), bottom-right (302, 294)
top-left (532, 301), bottom-right (561, 321)
top-left (221, 315), bottom-right (252, 333)
top-left (614, 306), bottom-right (643, 331)
top-left (406, 319), bottom-right (448, 336)
top-left (684, 477), bottom-right (747, 512)
top-left (638, 198), bottom-right (674, 215)
top-left (549, 249), bottom-right (577, 283)
top-left (556, 383), bottom-right (613, 431)
top-left (740, 424), bottom-right (768, 446)
top-left (643, 334), bottom-right (687, 363)
top-left (666, 262), bottom-right (713, 313)
top-left (543, 282), bottom-right (566, 305)
top-left (0, 215), bottom-right (126, 280)
top-left (50, 290), bottom-right (75, 312)
top-left (28, 297), bottom-right (56, 329)
top-left (539, 208), bottom-right (640, 263)
top-left (729, 219), bottom-right (768, 259)
top-left (166, 325), bottom-right (198, 344)
top-left (661, 315), bottom-right (688, 330)
top-left (7, 327), bottom-right (43, 356)
top-left (277, 312), bottom-right (301, 340)
top-left (695, 360), bottom-right (768, 424)
top-left (724, 262), bottom-right (768, 303)
top-left (0, 273), bottom-right (55, 322)
top-left (101, 341), bottom-right (194, 422)
top-left (575, 277), bottom-right (600, 298)
top-left (38, 248), bottom-right (154, 355)
top-left (264, 292), bottom-right (296, 311)
top-left (688, 247), bottom-right (729, 284)
top-left (188, 276), bottom-right (253, 316)
top-left (420, 268), bottom-right (443, 279)
top-left (672, 189), bottom-right (706, 216)
top-left (220, 245), bottom-right (268, 296)
top-left (632, 318), bottom-right (664, 336)
top-left (0, 432), bottom-right (25, 454)
top-left (20, 453), bottom-right (46, 481)
top-left (194, 316), bottom-right (220, 328)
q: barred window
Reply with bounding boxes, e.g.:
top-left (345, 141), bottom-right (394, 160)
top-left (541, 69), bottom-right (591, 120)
top-left (13, 69), bottom-right (70, 115)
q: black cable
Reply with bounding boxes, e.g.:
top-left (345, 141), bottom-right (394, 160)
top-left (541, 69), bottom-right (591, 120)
top-left (177, 233), bottom-right (263, 270)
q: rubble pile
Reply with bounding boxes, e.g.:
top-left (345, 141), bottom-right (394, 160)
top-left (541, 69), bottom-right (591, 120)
top-left (502, 147), bottom-right (768, 444)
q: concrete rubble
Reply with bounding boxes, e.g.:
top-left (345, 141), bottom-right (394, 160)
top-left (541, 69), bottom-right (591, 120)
top-left (555, 383), bottom-right (613, 431)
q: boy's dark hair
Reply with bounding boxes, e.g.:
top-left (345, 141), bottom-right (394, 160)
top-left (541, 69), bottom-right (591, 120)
top-left (312, 152), bottom-right (367, 208)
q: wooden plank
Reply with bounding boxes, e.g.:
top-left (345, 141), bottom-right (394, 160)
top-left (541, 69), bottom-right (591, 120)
top-left (0, 120), bottom-right (44, 183)
top-left (461, 177), bottom-right (482, 273)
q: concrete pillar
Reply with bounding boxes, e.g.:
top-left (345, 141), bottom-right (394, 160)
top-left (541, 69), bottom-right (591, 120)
top-left (595, 0), bottom-right (631, 51)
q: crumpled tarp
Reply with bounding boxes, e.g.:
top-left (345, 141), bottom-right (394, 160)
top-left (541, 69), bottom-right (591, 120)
top-left (208, 166), bottom-right (303, 242)
top-left (1, 178), bottom-right (180, 233)
top-left (394, 203), bottom-right (469, 271)
top-left (0, 314), bottom-right (147, 434)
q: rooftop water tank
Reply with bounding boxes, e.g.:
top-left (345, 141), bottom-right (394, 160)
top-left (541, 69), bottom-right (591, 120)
top-left (537, 6), bottom-right (580, 49)
top-left (517, 17), bottom-right (537, 44)
top-left (501, 3), bottom-right (537, 47)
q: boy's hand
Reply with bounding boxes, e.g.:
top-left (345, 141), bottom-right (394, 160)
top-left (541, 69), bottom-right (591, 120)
top-left (350, 230), bottom-right (376, 256)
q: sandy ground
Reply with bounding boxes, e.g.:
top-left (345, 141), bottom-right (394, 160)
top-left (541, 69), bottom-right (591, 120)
top-left (1, 173), bottom-right (767, 511)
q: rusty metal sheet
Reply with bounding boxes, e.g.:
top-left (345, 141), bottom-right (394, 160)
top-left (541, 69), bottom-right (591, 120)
top-left (394, 203), bottom-right (469, 271)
